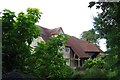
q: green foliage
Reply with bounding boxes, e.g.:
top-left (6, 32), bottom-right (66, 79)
top-left (23, 34), bottom-right (74, 79)
top-left (81, 57), bottom-right (118, 79)
top-left (83, 57), bottom-right (105, 69)
top-left (81, 66), bottom-right (118, 79)
top-left (104, 54), bottom-right (118, 68)
top-left (81, 67), bottom-right (108, 79)
top-left (89, 2), bottom-right (120, 61)
top-left (87, 2), bottom-right (120, 79)
top-left (1, 8), bottom-right (42, 73)
top-left (82, 54), bottom-right (118, 78)
top-left (107, 69), bottom-right (118, 79)
top-left (70, 71), bottom-right (82, 79)
top-left (1, 8), bottom-right (75, 79)
top-left (80, 29), bottom-right (99, 45)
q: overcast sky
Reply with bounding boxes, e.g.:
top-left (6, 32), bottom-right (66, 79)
top-left (0, 0), bottom-right (107, 51)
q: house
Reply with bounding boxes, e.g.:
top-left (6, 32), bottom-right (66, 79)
top-left (64, 36), bottom-right (100, 68)
top-left (31, 26), bottom-right (100, 68)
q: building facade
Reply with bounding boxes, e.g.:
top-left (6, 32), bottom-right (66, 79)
top-left (31, 26), bottom-right (100, 68)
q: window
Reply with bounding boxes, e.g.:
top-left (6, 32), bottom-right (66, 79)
top-left (86, 52), bottom-right (95, 56)
top-left (65, 47), bottom-right (70, 52)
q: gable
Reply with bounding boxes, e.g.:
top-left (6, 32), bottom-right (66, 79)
top-left (33, 26), bottom-right (100, 58)
top-left (66, 36), bottom-right (100, 58)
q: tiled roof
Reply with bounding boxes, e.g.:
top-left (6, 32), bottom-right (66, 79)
top-left (38, 25), bottom-right (62, 41)
top-left (66, 36), bottom-right (90, 58)
top-left (67, 36), bottom-right (100, 58)
top-left (50, 27), bottom-right (61, 35)
top-left (40, 26), bottom-right (51, 41)
top-left (37, 26), bottom-right (100, 58)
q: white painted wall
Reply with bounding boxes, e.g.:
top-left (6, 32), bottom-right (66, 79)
top-left (63, 47), bottom-right (70, 59)
top-left (30, 37), bottom-right (44, 48)
top-left (59, 29), bottom-right (64, 34)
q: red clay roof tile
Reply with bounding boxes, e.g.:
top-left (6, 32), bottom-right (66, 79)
top-left (67, 36), bottom-right (100, 58)
top-left (37, 26), bottom-right (100, 58)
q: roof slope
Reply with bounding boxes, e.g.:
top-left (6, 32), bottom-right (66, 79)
top-left (67, 36), bottom-right (90, 58)
top-left (40, 26), bottom-right (51, 41)
top-left (67, 36), bottom-right (100, 58)
top-left (37, 26), bottom-right (100, 58)
top-left (38, 26), bottom-right (62, 41)
top-left (72, 36), bottom-right (100, 52)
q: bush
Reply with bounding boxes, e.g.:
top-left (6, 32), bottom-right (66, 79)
top-left (71, 71), bottom-right (82, 79)
top-left (81, 57), bottom-right (118, 79)
top-left (83, 58), bottom-right (106, 69)
top-left (23, 34), bottom-right (75, 79)
top-left (107, 69), bottom-right (117, 79)
top-left (80, 67), bottom-right (107, 79)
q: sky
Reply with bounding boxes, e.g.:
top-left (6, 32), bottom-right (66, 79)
top-left (0, 0), bottom-right (107, 51)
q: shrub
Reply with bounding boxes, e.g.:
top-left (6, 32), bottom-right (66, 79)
top-left (83, 58), bottom-right (106, 69)
top-left (80, 67), bottom-right (108, 79)
top-left (23, 34), bottom-right (75, 79)
top-left (81, 56), bottom-right (118, 79)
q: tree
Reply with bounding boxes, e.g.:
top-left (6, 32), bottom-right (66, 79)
top-left (88, 1), bottom-right (120, 79)
top-left (80, 29), bottom-right (99, 45)
top-left (1, 8), bottom-right (75, 78)
top-left (2, 8), bottom-right (42, 73)
top-left (23, 34), bottom-right (75, 79)
top-left (81, 55), bottom-right (118, 79)
top-left (89, 2), bottom-right (120, 54)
